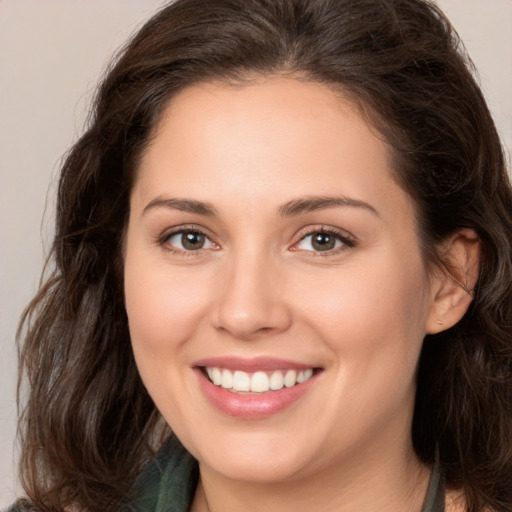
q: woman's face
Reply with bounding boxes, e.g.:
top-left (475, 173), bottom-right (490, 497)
top-left (124, 77), bottom-right (438, 483)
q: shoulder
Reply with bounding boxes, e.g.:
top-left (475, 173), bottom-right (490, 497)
top-left (445, 489), bottom-right (496, 512)
top-left (3, 499), bottom-right (39, 512)
top-left (445, 488), bottom-right (469, 512)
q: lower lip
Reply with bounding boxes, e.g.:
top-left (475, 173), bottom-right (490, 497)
top-left (195, 369), bottom-right (319, 419)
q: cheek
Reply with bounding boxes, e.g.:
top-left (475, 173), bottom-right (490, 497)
top-left (291, 256), bottom-right (430, 432)
top-left (124, 249), bottom-right (212, 356)
top-left (291, 253), bottom-right (430, 361)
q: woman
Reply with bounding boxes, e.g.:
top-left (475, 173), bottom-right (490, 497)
top-left (9, 0), bottom-right (512, 511)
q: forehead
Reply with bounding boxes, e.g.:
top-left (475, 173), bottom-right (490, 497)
top-left (134, 77), bottom-right (413, 224)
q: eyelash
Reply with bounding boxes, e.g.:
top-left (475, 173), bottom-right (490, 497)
top-left (157, 225), bottom-right (217, 257)
top-left (157, 225), bottom-right (356, 257)
top-left (292, 226), bottom-right (356, 257)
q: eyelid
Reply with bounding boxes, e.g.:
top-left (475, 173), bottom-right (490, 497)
top-left (290, 225), bottom-right (357, 254)
top-left (157, 224), bottom-right (219, 254)
top-left (156, 223), bottom-right (356, 256)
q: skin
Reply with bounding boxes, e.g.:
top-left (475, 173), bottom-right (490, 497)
top-left (124, 77), bottom-right (478, 512)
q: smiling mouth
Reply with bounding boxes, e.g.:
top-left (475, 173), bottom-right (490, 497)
top-left (200, 367), bottom-right (320, 393)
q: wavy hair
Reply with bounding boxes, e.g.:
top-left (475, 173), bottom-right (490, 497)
top-left (17, 0), bottom-right (512, 511)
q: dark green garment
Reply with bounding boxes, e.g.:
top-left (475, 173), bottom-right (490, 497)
top-left (121, 436), bottom-right (445, 512)
top-left (120, 435), bottom-right (199, 512)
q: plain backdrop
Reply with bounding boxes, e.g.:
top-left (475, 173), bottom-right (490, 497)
top-left (0, 0), bottom-right (511, 505)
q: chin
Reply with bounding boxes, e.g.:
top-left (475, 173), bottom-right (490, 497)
top-left (188, 429), bottom-right (318, 483)
top-left (204, 453), bottom-right (310, 484)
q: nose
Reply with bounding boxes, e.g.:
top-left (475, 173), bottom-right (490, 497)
top-left (211, 250), bottom-right (292, 340)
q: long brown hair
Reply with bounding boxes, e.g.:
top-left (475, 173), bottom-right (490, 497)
top-left (17, 0), bottom-right (512, 511)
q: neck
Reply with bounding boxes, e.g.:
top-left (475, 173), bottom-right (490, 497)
top-left (190, 439), bottom-right (431, 512)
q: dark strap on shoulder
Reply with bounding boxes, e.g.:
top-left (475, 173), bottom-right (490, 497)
top-left (422, 452), bottom-right (445, 512)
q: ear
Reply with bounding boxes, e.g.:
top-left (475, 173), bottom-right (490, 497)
top-left (425, 229), bottom-right (481, 334)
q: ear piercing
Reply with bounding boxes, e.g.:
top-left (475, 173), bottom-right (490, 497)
top-left (436, 319), bottom-right (443, 325)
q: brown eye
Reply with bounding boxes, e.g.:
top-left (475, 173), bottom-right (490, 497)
top-left (181, 231), bottom-right (205, 250)
top-left (295, 229), bottom-right (353, 253)
top-left (311, 232), bottom-right (336, 251)
top-left (166, 229), bottom-right (215, 252)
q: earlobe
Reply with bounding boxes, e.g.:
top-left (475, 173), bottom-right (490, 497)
top-left (426, 229), bottom-right (481, 334)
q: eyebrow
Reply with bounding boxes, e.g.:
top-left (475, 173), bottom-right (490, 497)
top-left (142, 197), bottom-right (218, 216)
top-left (278, 195), bottom-right (379, 217)
top-left (142, 194), bottom-right (379, 218)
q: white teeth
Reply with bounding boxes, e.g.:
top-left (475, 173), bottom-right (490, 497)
top-left (211, 367), bottom-right (222, 385)
top-left (233, 371), bottom-right (250, 391)
top-left (250, 371), bottom-right (269, 392)
top-left (284, 370), bottom-right (297, 387)
top-left (269, 370), bottom-right (284, 390)
top-left (205, 367), bottom-right (315, 392)
top-left (296, 369), bottom-right (312, 383)
top-left (221, 369), bottom-right (233, 389)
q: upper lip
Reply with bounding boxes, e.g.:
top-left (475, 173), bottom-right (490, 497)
top-left (193, 356), bottom-right (320, 372)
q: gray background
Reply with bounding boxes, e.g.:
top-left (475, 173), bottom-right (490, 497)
top-left (1, 0), bottom-right (511, 505)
